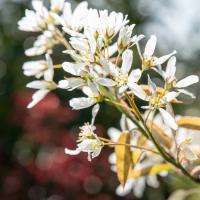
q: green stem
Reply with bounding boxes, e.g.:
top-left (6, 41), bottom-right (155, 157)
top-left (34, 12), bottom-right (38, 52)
top-left (124, 92), bottom-right (200, 183)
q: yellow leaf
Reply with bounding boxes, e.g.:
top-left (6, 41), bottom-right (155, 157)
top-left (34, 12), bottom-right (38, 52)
top-left (147, 121), bottom-right (172, 149)
top-left (132, 149), bottom-right (142, 165)
top-left (115, 131), bottom-right (132, 186)
top-left (176, 117), bottom-right (200, 130)
top-left (129, 163), bottom-right (173, 178)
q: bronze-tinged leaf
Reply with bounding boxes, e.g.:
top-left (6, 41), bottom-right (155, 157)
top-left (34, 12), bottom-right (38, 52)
top-left (115, 131), bottom-right (132, 186)
top-left (176, 117), bottom-right (200, 130)
top-left (141, 85), bottom-right (182, 104)
top-left (147, 121), bottom-right (172, 149)
top-left (129, 163), bottom-right (173, 179)
top-left (132, 149), bottom-right (142, 165)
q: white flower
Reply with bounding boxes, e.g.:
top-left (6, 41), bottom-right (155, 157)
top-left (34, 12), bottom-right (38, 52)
top-left (142, 76), bottom-right (178, 130)
top-left (108, 115), bottom-right (167, 198)
top-left (22, 53), bottom-right (55, 78)
top-left (163, 56), bottom-right (199, 98)
top-left (18, 0), bottom-right (53, 32)
top-left (116, 176), bottom-right (160, 198)
top-left (175, 126), bottom-right (200, 162)
top-left (65, 104), bottom-right (103, 161)
top-left (50, 0), bottom-right (65, 13)
top-left (26, 54), bottom-right (57, 108)
top-left (25, 30), bottom-right (59, 56)
top-left (69, 81), bottom-right (101, 110)
top-left (97, 49), bottom-right (145, 97)
top-left (117, 24), bottom-right (144, 50)
top-left (58, 1), bottom-right (88, 35)
top-left (66, 29), bottom-right (97, 63)
top-left (98, 10), bottom-right (129, 39)
top-left (58, 62), bottom-right (86, 91)
top-left (139, 35), bottom-right (176, 70)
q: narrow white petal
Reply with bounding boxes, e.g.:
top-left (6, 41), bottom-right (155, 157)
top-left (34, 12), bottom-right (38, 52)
top-left (133, 178), bottom-right (146, 198)
top-left (144, 35), bottom-right (157, 57)
top-left (62, 62), bottom-right (85, 76)
top-left (96, 78), bottom-right (116, 87)
top-left (147, 75), bottom-right (157, 94)
top-left (108, 153), bottom-right (116, 164)
top-left (128, 83), bottom-right (147, 101)
top-left (65, 148), bottom-right (81, 155)
top-left (44, 54), bottom-right (54, 81)
top-left (73, 1), bottom-right (88, 18)
top-left (163, 92), bottom-right (179, 102)
top-left (176, 75), bottom-right (199, 88)
top-left (121, 49), bottom-right (133, 74)
top-left (120, 114), bottom-right (127, 131)
top-left (177, 89), bottom-right (196, 99)
top-left (154, 50), bottom-right (176, 65)
top-left (58, 78), bottom-right (84, 90)
top-left (159, 108), bottom-right (178, 130)
top-left (128, 69), bottom-right (141, 84)
top-left (82, 86), bottom-right (93, 96)
top-left (91, 104), bottom-right (100, 125)
top-left (32, 0), bottom-right (43, 12)
top-left (27, 89), bottom-right (49, 108)
top-left (85, 29), bottom-right (96, 54)
top-left (116, 180), bottom-right (135, 197)
top-left (119, 85), bottom-right (128, 94)
top-left (107, 128), bottom-right (121, 142)
top-left (108, 42), bottom-right (118, 57)
top-left (26, 80), bottom-right (48, 89)
top-left (165, 56), bottom-right (176, 80)
top-left (69, 97), bottom-right (95, 110)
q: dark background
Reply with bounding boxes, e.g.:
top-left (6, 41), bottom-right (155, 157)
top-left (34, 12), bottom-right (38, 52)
top-left (0, 0), bottom-right (200, 199)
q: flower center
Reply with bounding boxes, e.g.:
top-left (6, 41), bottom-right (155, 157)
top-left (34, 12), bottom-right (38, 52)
top-left (115, 73), bottom-right (128, 86)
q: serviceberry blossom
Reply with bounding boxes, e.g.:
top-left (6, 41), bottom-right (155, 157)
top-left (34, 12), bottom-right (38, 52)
top-left (57, 1), bottom-right (88, 35)
top-left (25, 30), bottom-right (59, 56)
top-left (69, 81), bottom-right (101, 110)
top-left (108, 115), bottom-right (167, 198)
top-left (162, 56), bottom-right (199, 98)
top-left (65, 104), bottom-right (103, 161)
top-left (19, 0), bottom-right (200, 197)
top-left (138, 35), bottom-right (176, 71)
top-left (26, 54), bottom-right (57, 108)
top-left (18, 0), bottom-right (62, 32)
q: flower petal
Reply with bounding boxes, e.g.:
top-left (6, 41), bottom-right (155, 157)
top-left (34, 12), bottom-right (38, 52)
top-left (128, 83), bottom-right (147, 101)
top-left (96, 78), bottom-right (116, 87)
top-left (163, 92), bottom-right (179, 102)
top-left (65, 148), bottom-right (81, 155)
top-left (44, 54), bottom-right (54, 81)
top-left (176, 75), bottom-right (199, 88)
top-left (27, 89), bottom-right (49, 108)
top-left (121, 49), bottom-right (133, 74)
top-left (147, 75), bottom-right (157, 95)
top-left (154, 50), bottom-right (176, 65)
top-left (69, 97), bottom-right (95, 110)
top-left (26, 80), bottom-right (49, 89)
top-left (58, 78), bottom-right (84, 90)
top-left (177, 89), bottom-right (196, 99)
top-left (62, 62), bottom-right (85, 76)
top-left (159, 108), bottom-right (178, 130)
top-left (107, 128), bottom-right (121, 142)
top-left (128, 69), bottom-right (141, 84)
top-left (165, 56), bottom-right (176, 80)
top-left (91, 104), bottom-right (100, 125)
top-left (144, 35), bottom-right (157, 57)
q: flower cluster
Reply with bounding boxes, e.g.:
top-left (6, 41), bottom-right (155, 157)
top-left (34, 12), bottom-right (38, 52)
top-left (19, 0), bottom-right (200, 197)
